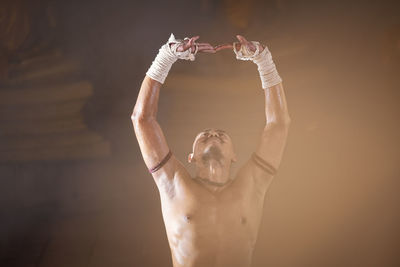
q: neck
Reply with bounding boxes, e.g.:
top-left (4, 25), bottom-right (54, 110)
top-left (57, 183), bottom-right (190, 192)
top-left (196, 159), bottom-right (231, 187)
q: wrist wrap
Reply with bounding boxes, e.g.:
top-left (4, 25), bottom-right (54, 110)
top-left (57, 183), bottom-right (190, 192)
top-left (146, 33), bottom-right (198, 84)
top-left (233, 41), bottom-right (282, 89)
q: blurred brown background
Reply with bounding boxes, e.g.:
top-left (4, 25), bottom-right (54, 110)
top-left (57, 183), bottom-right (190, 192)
top-left (0, 0), bottom-right (399, 266)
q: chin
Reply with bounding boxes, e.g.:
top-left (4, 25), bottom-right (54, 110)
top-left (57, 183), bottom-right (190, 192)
top-left (201, 145), bottom-right (223, 161)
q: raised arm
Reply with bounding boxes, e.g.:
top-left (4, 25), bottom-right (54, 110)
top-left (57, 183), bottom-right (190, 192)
top-left (216, 35), bottom-right (291, 187)
top-left (132, 76), bottom-right (175, 180)
top-left (132, 34), bottom-right (216, 183)
top-left (257, 82), bottom-right (291, 171)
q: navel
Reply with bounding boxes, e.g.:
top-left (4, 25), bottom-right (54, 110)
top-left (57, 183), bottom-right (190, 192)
top-left (184, 214), bottom-right (192, 223)
top-left (241, 216), bottom-right (247, 225)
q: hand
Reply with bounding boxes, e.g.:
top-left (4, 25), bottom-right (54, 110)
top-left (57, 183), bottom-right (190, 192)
top-left (214, 35), bottom-right (264, 53)
top-left (169, 36), bottom-right (216, 54)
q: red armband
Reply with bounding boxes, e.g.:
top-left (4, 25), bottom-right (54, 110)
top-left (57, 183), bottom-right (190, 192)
top-left (149, 150), bottom-right (172, 173)
top-left (251, 152), bottom-right (277, 175)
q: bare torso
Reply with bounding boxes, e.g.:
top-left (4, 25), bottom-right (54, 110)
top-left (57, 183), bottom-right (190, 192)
top-left (159, 165), bottom-right (267, 267)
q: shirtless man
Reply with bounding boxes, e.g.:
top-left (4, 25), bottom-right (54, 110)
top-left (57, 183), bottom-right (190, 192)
top-left (132, 33), bottom-right (291, 267)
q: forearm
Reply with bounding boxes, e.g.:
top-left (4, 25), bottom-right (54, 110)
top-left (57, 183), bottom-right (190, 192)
top-left (264, 83), bottom-right (291, 125)
top-left (133, 32), bottom-right (196, 118)
top-left (256, 83), bottom-right (290, 170)
top-left (249, 44), bottom-right (289, 124)
top-left (133, 75), bottom-right (162, 120)
top-left (133, 34), bottom-right (180, 119)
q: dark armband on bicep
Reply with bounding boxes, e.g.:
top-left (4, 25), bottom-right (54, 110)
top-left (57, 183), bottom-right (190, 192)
top-left (251, 152), bottom-right (277, 175)
top-left (149, 150), bottom-right (172, 173)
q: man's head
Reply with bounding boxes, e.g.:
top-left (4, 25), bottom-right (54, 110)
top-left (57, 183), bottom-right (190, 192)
top-left (188, 128), bottom-right (237, 168)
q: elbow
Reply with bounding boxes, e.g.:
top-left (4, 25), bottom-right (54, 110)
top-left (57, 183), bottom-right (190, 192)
top-left (131, 106), bottom-right (153, 125)
top-left (131, 112), bottom-right (149, 130)
top-left (263, 118), bottom-right (291, 136)
top-left (131, 107), bottom-right (141, 122)
top-left (267, 116), bottom-right (291, 128)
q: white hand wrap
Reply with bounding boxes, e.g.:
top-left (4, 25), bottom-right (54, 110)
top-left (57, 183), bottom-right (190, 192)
top-left (146, 33), bottom-right (199, 84)
top-left (233, 41), bottom-right (282, 89)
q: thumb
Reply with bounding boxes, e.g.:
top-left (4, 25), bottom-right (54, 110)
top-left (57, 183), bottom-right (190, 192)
top-left (236, 35), bottom-right (247, 43)
top-left (189, 36), bottom-right (200, 46)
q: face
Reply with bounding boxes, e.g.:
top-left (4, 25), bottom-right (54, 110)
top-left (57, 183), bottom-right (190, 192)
top-left (189, 128), bottom-right (236, 165)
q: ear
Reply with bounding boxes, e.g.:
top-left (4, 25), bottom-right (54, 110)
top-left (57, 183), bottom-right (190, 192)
top-left (188, 153), bottom-right (194, 163)
top-left (231, 153), bottom-right (237, 163)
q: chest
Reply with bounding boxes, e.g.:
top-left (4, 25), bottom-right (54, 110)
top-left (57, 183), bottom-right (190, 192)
top-left (161, 177), bottom-right (265, 242)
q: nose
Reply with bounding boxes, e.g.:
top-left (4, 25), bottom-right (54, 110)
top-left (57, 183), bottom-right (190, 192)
top-left (203, 130), bottom-right (225, 144)
top-left (208, 130), bottom-right (219, 137)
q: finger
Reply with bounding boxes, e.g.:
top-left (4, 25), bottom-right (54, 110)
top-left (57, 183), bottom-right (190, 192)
top-left (198, 45), bottom-right (216, 52)
top-left (188, 36), bottom-right (200, 46)
top-left (214, 43), bottom-right (233, 48)
top-left (236, 34), bottom-right (249, 44)
top-left (182, 36), bottom-right (200, 51)
top-left (179, 44), bottom-right (212, 53)
top-left (214, 44), bottom-right (233, 52)
top-left (199, 49), bottom-right (216, 53)
top-left (236, 34), bottom-right (256, 52)
top-left (181, 44), bottom-right (212, 54)
top-left (196, 42), bottom-right (214, 46)
top-left (197, 43), bottom-right (214, 50)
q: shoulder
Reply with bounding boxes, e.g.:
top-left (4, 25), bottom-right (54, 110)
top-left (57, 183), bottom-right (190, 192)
top-left (152, 155), bottom-right (192, 199)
